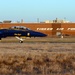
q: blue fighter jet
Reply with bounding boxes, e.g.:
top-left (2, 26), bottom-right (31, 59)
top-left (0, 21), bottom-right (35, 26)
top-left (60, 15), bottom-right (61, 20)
top-left (0, 26), bottom-right (47, 43)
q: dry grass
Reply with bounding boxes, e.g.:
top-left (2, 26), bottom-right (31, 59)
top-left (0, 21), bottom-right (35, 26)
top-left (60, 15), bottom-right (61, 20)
top-left (0, 38), bottom-right (75, 75)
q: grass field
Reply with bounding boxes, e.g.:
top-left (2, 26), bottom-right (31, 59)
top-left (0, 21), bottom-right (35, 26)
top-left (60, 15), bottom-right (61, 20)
top-left (0, 37), bottom-right (75, 75)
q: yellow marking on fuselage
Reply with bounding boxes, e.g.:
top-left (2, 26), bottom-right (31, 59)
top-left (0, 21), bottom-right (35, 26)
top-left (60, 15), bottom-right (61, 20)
top-left (14, 33), bottom-right (21, 36)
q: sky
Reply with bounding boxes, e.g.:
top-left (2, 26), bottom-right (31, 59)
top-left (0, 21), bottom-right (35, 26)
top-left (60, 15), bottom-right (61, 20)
top-left (0, 0), bottom-right (75, 22)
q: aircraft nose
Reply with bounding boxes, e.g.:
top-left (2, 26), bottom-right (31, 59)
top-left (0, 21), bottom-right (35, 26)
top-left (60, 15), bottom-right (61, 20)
top-left (35, 32), bottom-right (47, 37)
top-left (29, 30), bottom-right (47, 37)
top-left (39, 33), bottom-right (47, 37)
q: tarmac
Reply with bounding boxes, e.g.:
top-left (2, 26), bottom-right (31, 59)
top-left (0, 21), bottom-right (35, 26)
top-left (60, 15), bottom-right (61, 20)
top-left (1, 37), bottom-right (75, 43)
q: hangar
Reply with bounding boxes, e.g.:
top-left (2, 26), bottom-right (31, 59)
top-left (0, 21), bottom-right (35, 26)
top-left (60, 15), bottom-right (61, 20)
top-left (0, 23), bottom-right (75, 37)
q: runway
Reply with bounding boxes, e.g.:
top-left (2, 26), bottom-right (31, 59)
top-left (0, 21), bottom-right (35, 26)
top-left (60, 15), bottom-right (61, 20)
top-left (0, 37), bottom-right (75, 55)
top-left (1, 37), bottom-right (75, 43)
top-left (0, 42), bottom-right (75, 54)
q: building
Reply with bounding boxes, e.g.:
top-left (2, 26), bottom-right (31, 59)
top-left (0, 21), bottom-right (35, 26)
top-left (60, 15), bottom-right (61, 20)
top-left (0, 22), bottom-right (75, 37)
top-left (3, 20), bottom-right (12, 23)
top-left (44, 18), bottom-right (70, 23)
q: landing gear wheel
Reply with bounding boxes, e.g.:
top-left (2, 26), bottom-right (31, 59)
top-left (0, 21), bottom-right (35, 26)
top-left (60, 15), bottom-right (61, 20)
top-left (20, 40), bottom-right (23, 43)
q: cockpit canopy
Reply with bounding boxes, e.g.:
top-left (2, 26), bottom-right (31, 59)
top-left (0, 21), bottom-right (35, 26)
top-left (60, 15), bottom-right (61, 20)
top-left (10, 26), bottom-right (30, 30)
